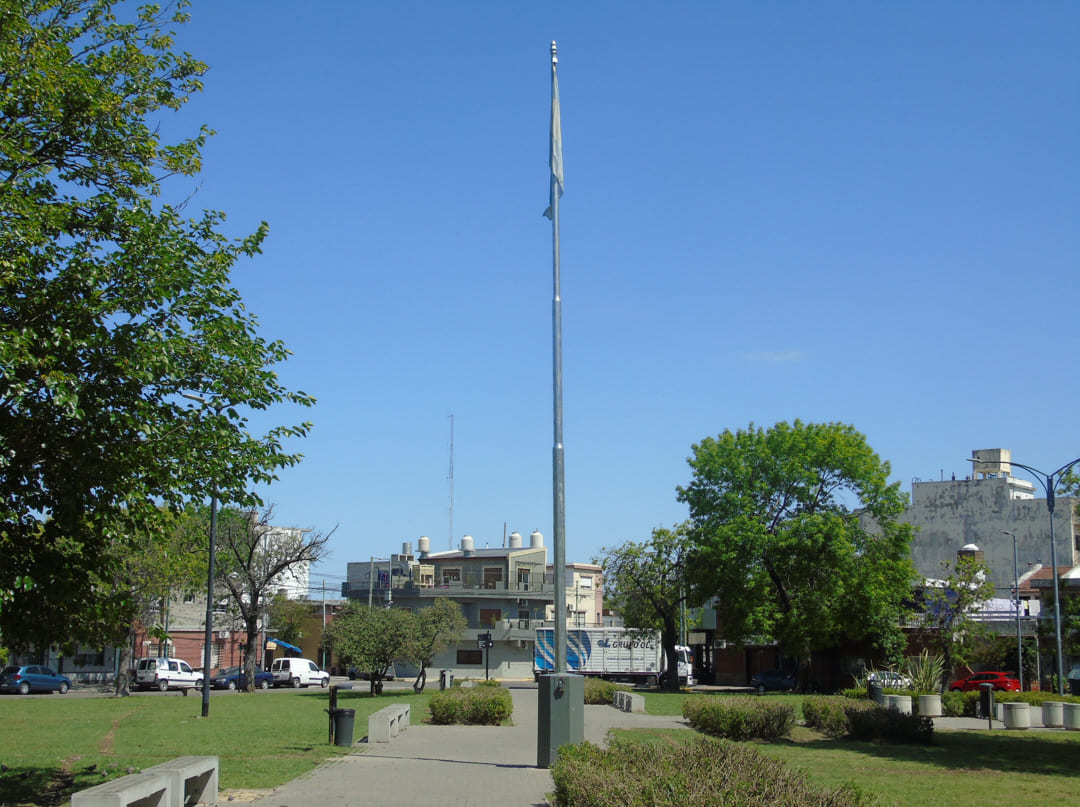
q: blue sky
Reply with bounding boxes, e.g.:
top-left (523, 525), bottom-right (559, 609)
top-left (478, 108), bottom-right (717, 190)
top-left (163, 1), bottom-right (1079, 590)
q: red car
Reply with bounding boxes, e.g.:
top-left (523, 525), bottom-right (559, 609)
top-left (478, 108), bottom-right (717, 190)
top-left (948, 671), bottom-right (1021, 692)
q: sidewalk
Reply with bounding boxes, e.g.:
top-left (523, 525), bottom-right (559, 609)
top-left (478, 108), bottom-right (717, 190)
top-left (243, 690), bottom-right (1067, 806)
top-left (246, 685), bottom-right (685, 807)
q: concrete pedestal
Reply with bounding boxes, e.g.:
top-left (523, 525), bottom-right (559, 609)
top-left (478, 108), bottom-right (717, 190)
top-left (918, 694), bottom-right (942, 717)
top-left (1002, 702), bottom-right (1030, 730)
top-left (1042, 701), bottom-right (1064, 728)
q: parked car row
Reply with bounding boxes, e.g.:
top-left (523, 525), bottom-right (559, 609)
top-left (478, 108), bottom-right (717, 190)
top-left (746, 667), bottom-right (1025, 694)
top-left (210, 666), bottom-right (274, 690)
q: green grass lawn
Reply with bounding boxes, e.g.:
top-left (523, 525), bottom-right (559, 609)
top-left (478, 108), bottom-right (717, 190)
top-left (0, 687), bottom-right (432, 806)
top-left (622, 691), bottom-right (1080, 806)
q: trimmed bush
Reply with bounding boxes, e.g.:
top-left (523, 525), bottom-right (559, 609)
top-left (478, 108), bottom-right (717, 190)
top-left (845, 705), bottom-right (934, 744)
top-left (803, 696), bottom-right (872, 737)
top-left (840, 687), bottom-right (868, 700)
top-left (583, 677), bottom-right (630, 705)
top-left (550, 734), bottom-right (872, 807)
top-left (427, 685), bottom-right (513, 725)
top-left (682, 696), bottom-right (795, 741)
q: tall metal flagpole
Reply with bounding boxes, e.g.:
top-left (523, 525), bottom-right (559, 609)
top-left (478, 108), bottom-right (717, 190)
top-left (548, 39), bottom-right (567, 676)
top-left (538, 39), bottom-right (581, 770)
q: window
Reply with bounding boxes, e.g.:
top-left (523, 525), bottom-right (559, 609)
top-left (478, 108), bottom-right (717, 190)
top-left (442, 568), bottom-right (461, 585)
top-left (183, 593), bottom-right (196, 604)
top-left (578, 576), bottom-right (593, 589)
top-left (457, 649), bottom-right (483, 665)
top-left (483, 567), bottom-right (503, 589)
top-left (479, 608), bottom-right (501, 627)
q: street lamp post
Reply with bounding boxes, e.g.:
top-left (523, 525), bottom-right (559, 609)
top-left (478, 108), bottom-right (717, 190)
top-left (973, 456), bottom-right (1080, 696)
top-left (182, 392), bottom-right (224, 719)
top-left (1002, 531), bottom-right (1023, 691)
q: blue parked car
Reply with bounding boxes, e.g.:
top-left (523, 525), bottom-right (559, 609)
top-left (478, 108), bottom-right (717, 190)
top-left (210, 666), bottom-right (273, 690)
top-left (0, 665), bottom-right (72, 695)
top-left (750, 668), bottom-right (797, 692)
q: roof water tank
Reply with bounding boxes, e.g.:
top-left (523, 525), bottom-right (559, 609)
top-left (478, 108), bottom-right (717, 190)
top-left (509, 531), bottom-right (523, 549)
top-left (461, 535), bottom-right (474, 555)
top-left (417, 536), bottom-right (430, 557)
top-left (402, 542), bottom-right (412, 557)
top-left (530, 530), bottom-right (544, 548)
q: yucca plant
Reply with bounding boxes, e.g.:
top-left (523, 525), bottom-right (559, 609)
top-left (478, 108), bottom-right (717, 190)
top-left (904, 649), bottom-right (946, 693)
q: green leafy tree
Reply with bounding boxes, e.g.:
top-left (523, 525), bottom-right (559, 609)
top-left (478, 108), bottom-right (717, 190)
top-left (267, 594), bottom-right (312, 648)
top-left (215, 507), bottom-right (332, 692)
top-left (678, 421), bottom-right (916, 690)
top-left (918, 554), bottom-right (996, 689)
top-left (600, 525), bottom-right (701, 691)
top-left (322, 603), bottom-right (414, 695)
top-left (106, 509), bottom-right (207, 696)
top-left (405, 598), bottom-right (466, 694)
top-left (0, 0), bottom-right (313, 651)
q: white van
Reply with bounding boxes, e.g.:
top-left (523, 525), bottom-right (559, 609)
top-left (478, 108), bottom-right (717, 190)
top-left (134, 657), bottom-right (203, 692)
top-left (270, 657), bottom-right (329, 688)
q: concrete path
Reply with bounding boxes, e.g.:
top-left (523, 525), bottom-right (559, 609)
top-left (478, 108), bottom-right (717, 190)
top-left (247, 685), bottom-right (685, 807)
top-left (244, 690), bottom-right (1070, 806)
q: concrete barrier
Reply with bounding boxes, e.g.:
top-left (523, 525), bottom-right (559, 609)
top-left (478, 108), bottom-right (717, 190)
top-left (71, 773), bottom-right (170, 807)
top-left (369, 703), bottom-right (410, 743)
top-left (885, 695), bottom-right (912, 715)
top-left (612, 691), bottom-right (645, 713)
top-left (1042, 701), bottom-right (1065, 728)
top-left (141, 756), bottom-right (218, 807)
top-left (918, 694), bottom-right (942, 717)
top-left (1002, 702), bottom-right (1030, 730)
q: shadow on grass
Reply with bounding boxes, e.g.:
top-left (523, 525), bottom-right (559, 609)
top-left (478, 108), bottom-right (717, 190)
top-left (779, 730), bottom-right (1080, 778)
top-left (611, 724), bottom-right (1080, 780)
top-left (0, 765), bottom-right (109, 807)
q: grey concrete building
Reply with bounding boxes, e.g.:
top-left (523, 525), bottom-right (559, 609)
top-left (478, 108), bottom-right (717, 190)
top-left (904, 449), bottom-right (1079, 595)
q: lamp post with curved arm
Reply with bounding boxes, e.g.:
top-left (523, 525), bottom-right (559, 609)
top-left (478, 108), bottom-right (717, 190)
top-left (973, 456), bottom-right (1080, 695)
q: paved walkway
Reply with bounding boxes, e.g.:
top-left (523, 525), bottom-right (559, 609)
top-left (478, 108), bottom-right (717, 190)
top-left (244, 690), bottom-right (1069, 806)
top-left (247, 685), bottom-right (684, 807)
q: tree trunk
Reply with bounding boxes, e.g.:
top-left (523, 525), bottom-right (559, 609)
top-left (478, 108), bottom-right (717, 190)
top-left (242, 612), bottom-right (261, 692)
top-left (114, 633), bottom-right (134, 697)
top-left (661, 618), bottom-right (681, 691)
top-left (414, 664), bottom-right (427, 694)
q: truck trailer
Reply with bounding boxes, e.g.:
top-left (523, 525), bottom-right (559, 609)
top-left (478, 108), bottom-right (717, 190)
top-left (533, 627), bottom-right (693, 686)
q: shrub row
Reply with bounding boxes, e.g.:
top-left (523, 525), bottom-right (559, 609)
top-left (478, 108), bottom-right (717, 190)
top-left (583, 677), bottom-right (631, 705)
top-left (682, 696), bottom-right (795, 741)
top-left (427, 685), bottom-right (513, 725)
top-left (803, 696), bottom-right (933, 744)
top-left (550, 734), bottom-right (872, 807)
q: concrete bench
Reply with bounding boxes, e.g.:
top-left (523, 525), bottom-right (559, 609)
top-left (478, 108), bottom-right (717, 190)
top-left (613, 691), bottom-right (645, 713)
top-left (70, 772), bottom-right (170, 807)
top-left (368, 703), bottom-right (411, 743)
top-left (142, 755), bottom-right (219, 807)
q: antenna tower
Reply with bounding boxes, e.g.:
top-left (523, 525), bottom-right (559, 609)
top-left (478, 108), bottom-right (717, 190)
top-left (448, 414), bottom-right (454, 550)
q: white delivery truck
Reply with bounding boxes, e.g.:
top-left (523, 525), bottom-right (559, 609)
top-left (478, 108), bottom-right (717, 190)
top-left (534, 627), bottom-right (693, 686)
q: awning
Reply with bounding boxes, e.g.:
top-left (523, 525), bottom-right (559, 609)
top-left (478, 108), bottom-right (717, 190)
top-left (265, 638), bottom-right (302, 655)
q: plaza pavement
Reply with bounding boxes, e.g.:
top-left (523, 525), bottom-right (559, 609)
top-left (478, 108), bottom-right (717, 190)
top-left (244, 683), bottom-right (684, 807)
top-left (242, 685), bottom-right (1065, 807)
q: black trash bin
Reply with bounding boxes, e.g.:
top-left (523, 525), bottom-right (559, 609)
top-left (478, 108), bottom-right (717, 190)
top-left (1070, 678), bottom-right (1080, 697)
top-left (978, 683), bottom-right (994, 720)
top-left (331, 708), bottom-right (355, 747)
top-left (868, 681), bottom-right (884, 706)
